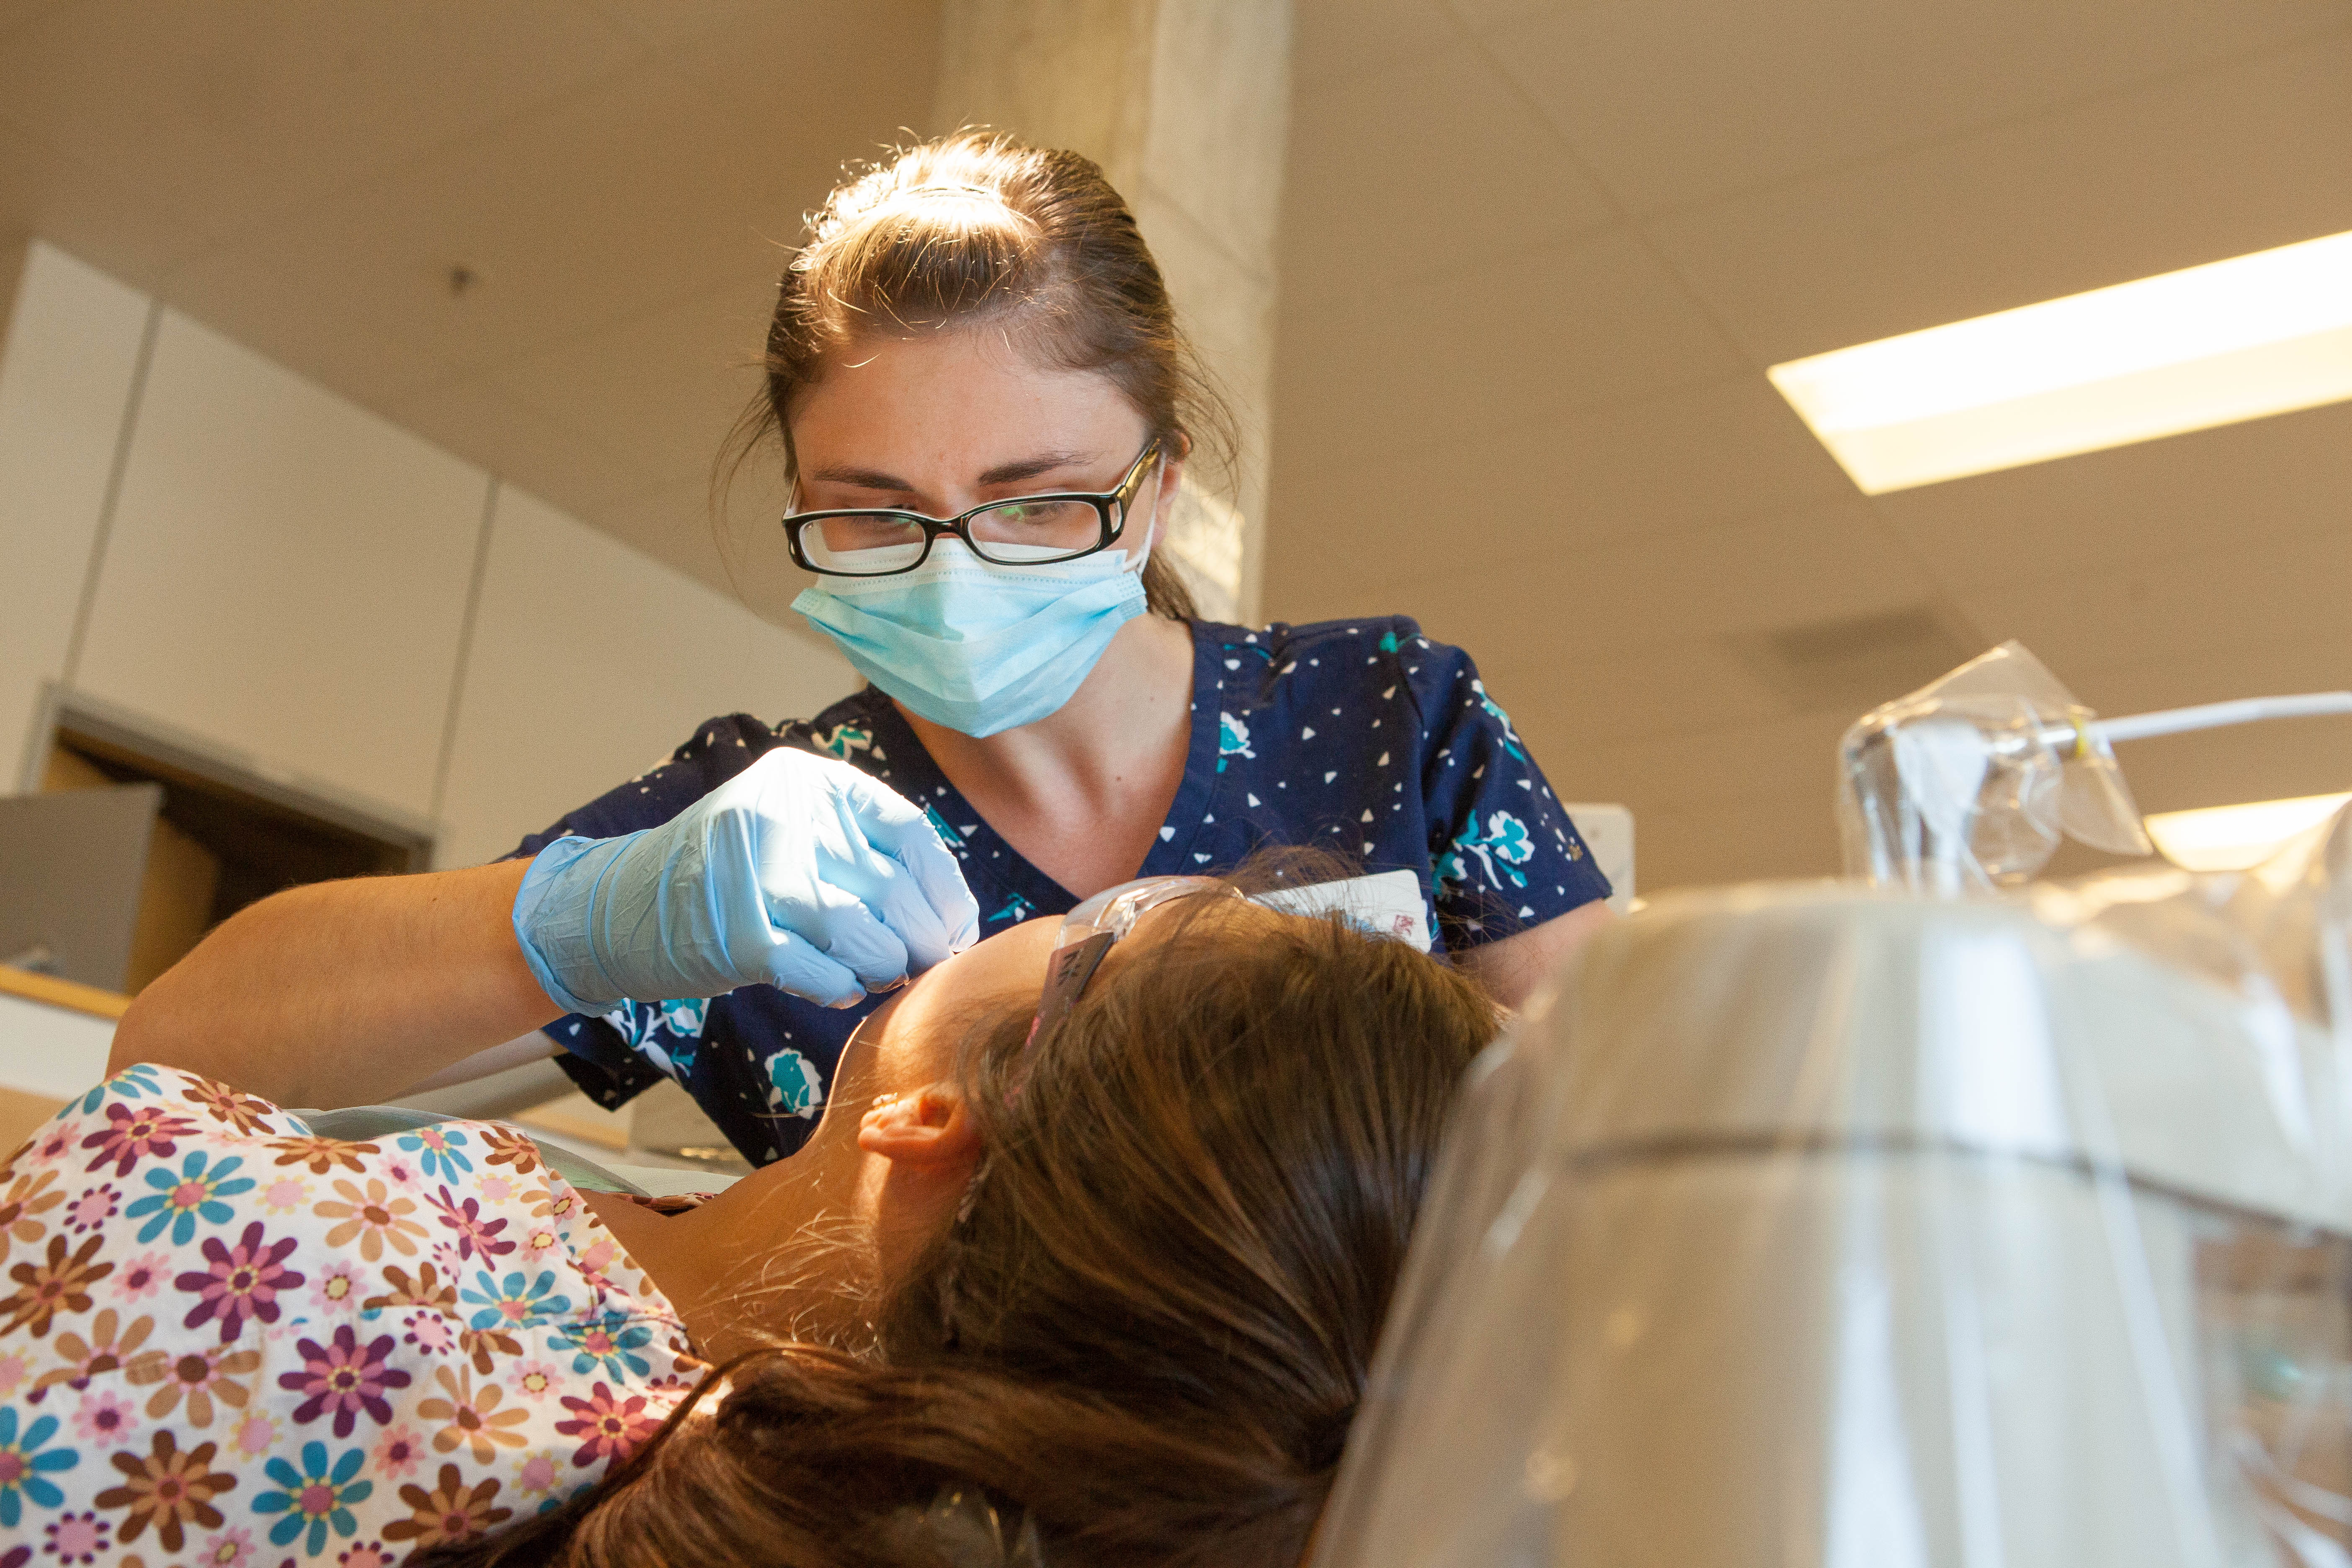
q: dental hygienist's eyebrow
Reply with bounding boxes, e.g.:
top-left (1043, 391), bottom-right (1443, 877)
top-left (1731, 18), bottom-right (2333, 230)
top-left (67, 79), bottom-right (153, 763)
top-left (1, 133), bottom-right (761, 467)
top-left (976, 451), bottom-right (1095, 487)
top-left (806, 451), bottom-right (1097, 500)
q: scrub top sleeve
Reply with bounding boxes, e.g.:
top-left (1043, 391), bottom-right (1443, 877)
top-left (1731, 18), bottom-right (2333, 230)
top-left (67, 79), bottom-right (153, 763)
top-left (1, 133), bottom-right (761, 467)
top-left (1402, 629), bottom-right (1612, 947)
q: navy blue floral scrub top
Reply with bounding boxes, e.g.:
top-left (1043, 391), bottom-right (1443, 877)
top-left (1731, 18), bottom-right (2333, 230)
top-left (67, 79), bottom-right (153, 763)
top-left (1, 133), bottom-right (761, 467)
top-left (508, 616), bottom-right (1612, 1165)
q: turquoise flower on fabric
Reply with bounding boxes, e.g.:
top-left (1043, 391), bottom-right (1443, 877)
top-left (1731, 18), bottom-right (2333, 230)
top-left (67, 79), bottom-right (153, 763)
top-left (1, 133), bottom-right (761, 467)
top-left (1438, 810), bottom-right (1535, 892)
top-left (253, 1441), bottom-right (371, 1555)
top-left (77, 1061), bottom-right (163, 1115)
top-left (989, 892), bottom-right (1037, 925)
top-left (0, 1408), bottom-right (76, 1527)
top-left (462, 1269), bottom-right (573, 1333)
top-left (811, 721), bottom-right (874, 760)
top-left (765, 1049), bottom-right (825, 1119)
top-left (1378, 630), bottom-right (1400, 652)
top-left (1216, 712), bottom-right (1255, 773)
top-left (549, 1313), bottom-right (655, 1382)
top-left (124, 1150), bottom-right (255, 1245)
top-left (394, 1126), bottom-right (472, 1182)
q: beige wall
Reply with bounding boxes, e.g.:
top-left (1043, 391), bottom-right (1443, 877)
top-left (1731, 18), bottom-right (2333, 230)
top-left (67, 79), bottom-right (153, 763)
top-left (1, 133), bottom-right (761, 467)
top-left (0, 241), bottom-right (856, 865)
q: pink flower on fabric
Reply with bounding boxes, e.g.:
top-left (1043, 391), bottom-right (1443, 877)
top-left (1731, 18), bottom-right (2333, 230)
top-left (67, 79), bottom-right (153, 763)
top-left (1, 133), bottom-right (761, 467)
top-left (198, 1524), bottom-right (257, 1566)
top-left (508, 1358), bottom-right (563, 1403)
top-left (69, 1387), bottom-right (139, 1444)
top-left (64, 1184), bottom-right (121, 1232)
top-left (228, 1411), bottom-right (279, 1460)
top-left (403, 1310), bottom-right (456, 1358)
top-left (41, 1510), bottom-right (111, 1565)
top-left (554, 1381), bottom-right (659, 1468)
top-left (424, 1186), bottom-right (513, 1263)
top-left (80, 1103), bottom-right (200, 1179)
top-left (338, 1544), bottom-right (397, 1568)
top-left (174, 1222), bottom-right (303, 1343)
top-left (308, 1259), bottom-right (369, 1315)
top-left (29, 1119), bottom-right (84, 1164)
top-left (279, 1325), bottom-right (410, 1438)
top-left (370, 1424), bottom-right (426, 1481)
top-left (115, 1250), bottom-right (170, 1303)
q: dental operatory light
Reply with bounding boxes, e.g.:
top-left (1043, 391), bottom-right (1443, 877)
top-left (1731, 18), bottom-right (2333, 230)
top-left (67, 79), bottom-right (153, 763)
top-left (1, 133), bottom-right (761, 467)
top-left (1768, 229), bottom-right (2352, 494)
top-left (2145, 792), bottom-right (2352, 873)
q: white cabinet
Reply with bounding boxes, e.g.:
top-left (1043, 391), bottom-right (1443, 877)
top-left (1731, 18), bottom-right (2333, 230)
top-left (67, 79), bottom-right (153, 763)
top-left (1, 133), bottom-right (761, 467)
top-left (72, 310), bottom-right (490, 817)
top-left (0, 242), bottom-right (151, 786)
top-left (433, 485), bottom-right (854, 868)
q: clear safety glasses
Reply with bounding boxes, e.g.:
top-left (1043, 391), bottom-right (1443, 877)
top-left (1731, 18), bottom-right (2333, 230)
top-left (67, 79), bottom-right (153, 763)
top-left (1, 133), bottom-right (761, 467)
top-left (784, 440), bottom-right (1164, 578)
top-left (1024, 875), bottom-right (1240, 1056)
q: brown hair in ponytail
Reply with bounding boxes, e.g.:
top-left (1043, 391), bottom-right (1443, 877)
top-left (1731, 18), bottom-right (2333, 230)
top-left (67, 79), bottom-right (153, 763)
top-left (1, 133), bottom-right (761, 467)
top-left (434, 888), bottom-right (1498, 1567)
top-left (725, 129), bottom-right (1236, 622)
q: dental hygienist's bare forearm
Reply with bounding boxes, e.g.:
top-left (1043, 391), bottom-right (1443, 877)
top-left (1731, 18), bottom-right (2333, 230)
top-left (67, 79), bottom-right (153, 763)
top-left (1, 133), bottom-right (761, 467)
top-left (108, 859), bottom-right (560, 1110)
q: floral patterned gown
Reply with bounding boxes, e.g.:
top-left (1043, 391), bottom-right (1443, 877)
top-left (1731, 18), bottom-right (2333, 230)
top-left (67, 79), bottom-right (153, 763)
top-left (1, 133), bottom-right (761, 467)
top-left (0, 1065), bottom-right (709, 1565)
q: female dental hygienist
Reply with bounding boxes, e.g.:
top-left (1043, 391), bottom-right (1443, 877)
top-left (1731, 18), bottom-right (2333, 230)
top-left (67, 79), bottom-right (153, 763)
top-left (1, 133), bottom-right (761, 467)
top-left (112, 132), bottom-right (1613, 1165)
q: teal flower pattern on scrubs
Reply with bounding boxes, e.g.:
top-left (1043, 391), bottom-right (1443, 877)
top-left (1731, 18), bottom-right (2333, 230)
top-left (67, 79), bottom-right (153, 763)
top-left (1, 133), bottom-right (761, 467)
top-left (514, 616), bottom-right (1612, 1166)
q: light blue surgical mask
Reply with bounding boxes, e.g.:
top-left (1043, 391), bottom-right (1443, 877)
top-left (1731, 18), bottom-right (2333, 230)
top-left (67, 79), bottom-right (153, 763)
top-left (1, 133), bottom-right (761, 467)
top-left (792, 539), bottom-right (1151, 737)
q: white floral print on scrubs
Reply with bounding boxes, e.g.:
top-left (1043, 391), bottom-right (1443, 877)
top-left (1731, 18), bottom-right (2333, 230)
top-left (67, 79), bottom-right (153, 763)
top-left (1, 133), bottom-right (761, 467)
top-left (0, 1065), bottom-right (707, 1563)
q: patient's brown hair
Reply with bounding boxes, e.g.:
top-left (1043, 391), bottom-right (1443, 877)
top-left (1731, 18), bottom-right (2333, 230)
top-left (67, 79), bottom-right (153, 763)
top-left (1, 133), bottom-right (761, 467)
top-left (724, 128), bottom-right (1233, 622)
top-left (436, 892), bottom-right (1497, 1567)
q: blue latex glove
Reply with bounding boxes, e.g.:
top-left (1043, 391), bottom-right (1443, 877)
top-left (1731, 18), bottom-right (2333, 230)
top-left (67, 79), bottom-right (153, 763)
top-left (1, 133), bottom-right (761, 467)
top-left (512, 748), bottom-right (981, 1014)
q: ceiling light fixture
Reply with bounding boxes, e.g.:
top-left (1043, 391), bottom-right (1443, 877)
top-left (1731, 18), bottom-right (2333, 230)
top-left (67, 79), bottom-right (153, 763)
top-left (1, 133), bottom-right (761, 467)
top-left (2143, 791), bottom-right (2352, 873)
top-left (1767, 229), bottom-right (2352, 494)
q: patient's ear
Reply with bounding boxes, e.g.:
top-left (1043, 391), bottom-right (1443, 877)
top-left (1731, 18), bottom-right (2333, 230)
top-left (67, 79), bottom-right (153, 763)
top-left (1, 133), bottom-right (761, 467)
top-left (856, 1083), bottom-right (980, 1168)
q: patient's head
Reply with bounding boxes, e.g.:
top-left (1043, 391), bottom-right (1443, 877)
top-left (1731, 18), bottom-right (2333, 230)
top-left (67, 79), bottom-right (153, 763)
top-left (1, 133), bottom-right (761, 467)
top-left (456, 885), bottom-right (1499, 1568)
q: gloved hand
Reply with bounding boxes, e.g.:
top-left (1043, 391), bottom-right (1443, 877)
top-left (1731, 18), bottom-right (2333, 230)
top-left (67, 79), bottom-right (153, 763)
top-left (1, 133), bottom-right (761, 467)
top-left (512, 748), bottom-right (981, 1014)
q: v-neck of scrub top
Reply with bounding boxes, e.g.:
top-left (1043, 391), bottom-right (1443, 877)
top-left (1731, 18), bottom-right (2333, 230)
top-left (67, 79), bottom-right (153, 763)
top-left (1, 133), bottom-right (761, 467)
top-left (853, 618), bottom-right (1227, 914)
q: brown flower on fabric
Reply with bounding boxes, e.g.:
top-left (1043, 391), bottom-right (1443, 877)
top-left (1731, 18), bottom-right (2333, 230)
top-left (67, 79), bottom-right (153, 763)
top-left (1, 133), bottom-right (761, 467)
top-left (178, 1076), bottom-right (276, 1137)
top-left (261, 1133), bottom-right (379, 1176)
top-left (0, 1168), bottom-right (63, 1265)
top-left (1, 1233), bottom-right (112, 1336)
top-left (382, 1463), bottom-right (513, 1548)
top-left (418, 1364), bottom-right (529, 1463)
top-left (31, 1309), bottom-right (164, 1394)
top-left (129, 1343), bottom-right (260, 1428)
top-left (364, 1261), bottom-right (457, 1315)
top-left (476, 1124), bottom-right (542, 1176)
top-left (312, 1179), bottom-right (426, 1262)
top-left (94, 1430), bottom-right (237, 1552)
top-left (457, 1324), bottom-right (521, 1375)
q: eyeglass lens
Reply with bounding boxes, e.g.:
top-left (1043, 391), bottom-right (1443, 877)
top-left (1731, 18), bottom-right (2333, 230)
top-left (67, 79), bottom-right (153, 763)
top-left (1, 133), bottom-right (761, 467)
top-left (799, 497), bottom-right (1108, 576)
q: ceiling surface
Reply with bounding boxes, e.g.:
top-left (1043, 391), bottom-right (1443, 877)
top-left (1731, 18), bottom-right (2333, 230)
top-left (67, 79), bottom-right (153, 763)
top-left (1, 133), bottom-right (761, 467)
top-left (1265, 0), bottom-right (2352, 889)
top-left (4, 0), bottom-right (2347, 891)
top-left (0, 0), bottom-right (940, 609)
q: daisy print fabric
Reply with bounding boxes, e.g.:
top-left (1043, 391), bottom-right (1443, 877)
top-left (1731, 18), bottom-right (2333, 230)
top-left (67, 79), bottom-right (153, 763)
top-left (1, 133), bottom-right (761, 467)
top-left (0, 1065), bottom-right (707, 1563)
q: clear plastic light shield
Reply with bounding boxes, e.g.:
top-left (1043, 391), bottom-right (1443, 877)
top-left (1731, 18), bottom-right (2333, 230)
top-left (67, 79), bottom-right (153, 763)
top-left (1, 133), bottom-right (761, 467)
top-left (1315, 882), bottom-right (2352, 1568)
top-left (1839, 641), bottom-right (2151, 893)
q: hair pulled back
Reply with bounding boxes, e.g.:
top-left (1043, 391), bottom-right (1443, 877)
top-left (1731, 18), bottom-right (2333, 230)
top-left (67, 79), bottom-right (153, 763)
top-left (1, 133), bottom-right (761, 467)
top-left (434, 890), bottom-right (1498, 1568)
top-left (738, 129), bottom-right (1236, 622)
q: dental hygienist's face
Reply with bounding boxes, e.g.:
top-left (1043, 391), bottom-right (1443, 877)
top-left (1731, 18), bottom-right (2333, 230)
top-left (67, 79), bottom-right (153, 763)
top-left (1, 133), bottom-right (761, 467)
top-left (787, 329), bottom-right (1181, 565)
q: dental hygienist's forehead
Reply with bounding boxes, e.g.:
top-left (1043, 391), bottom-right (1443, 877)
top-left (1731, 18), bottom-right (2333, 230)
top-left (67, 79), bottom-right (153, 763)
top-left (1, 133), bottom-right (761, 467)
top-left (788, 331), bottom-right (1144, 493)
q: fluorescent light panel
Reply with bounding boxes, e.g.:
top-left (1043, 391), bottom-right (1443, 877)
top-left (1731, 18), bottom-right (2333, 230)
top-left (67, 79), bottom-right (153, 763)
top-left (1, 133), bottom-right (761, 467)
top-left (1769, 230), bottom-right (2352, 494)
top-left (2143, 792), bottom-right (2352, 873)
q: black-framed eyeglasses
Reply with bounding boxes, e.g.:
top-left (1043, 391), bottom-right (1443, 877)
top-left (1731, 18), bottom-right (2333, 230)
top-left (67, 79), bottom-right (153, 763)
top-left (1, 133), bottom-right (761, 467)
top-left (783, 440), bottom-right (1163, 578)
